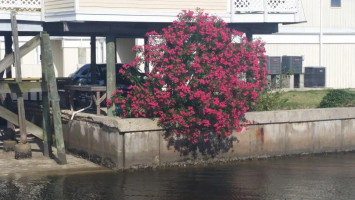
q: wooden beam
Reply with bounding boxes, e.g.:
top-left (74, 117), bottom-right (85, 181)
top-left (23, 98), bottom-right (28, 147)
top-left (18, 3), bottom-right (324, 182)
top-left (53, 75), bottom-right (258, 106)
top-left (106, 36), bottom-right (116, 116)
top-left (11, 11), bottom-right (28, 144)
top-left (41, 32), bottom-right (52, 158)
top-left (0, 105), bottom-right (43, 140)
top-left (0, 82), bottom-right (46, 94)
top-left (0, 35), bottom-right (40, 74)
top-left (90, 36), bottom-right (97, 84)
top-left (41, 32), bottom-right (67, 164)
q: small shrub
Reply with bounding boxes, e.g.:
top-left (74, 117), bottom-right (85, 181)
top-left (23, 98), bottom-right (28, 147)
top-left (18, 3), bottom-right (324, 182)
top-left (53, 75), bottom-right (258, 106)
top-left (249, 88), bottom-right (288, 111)
top-left (319, 90), bottom-right (355, 108)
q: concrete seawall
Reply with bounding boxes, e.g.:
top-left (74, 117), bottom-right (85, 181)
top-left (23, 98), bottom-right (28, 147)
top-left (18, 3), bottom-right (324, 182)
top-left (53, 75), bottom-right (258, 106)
top-left (61, 107), bottom-right (355, 169)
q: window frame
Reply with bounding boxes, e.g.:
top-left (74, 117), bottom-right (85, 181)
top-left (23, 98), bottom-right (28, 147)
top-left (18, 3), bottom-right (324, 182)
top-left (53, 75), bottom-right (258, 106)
top-left (331, 0), bottom-right (341, 8)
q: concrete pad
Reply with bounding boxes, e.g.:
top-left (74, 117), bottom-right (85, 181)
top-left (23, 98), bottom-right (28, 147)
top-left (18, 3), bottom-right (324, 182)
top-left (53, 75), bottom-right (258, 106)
top-left (14, 143), bottom-right (32, 159)
top-left (0, 127), bottom-right (109, 178)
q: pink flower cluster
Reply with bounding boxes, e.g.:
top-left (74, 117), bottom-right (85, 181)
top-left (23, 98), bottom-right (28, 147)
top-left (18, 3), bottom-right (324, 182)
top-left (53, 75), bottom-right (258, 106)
top-left (110, 9), bottom-right (268, 143)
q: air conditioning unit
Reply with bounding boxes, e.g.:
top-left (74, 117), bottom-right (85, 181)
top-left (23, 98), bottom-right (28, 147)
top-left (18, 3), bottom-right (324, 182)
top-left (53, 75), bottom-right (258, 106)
top-left (266, 56), bottom-right (281, 75)
top-left (282, 56), bottom-right (303, 74)
top-left (304, 67), bottom-right (325, 87)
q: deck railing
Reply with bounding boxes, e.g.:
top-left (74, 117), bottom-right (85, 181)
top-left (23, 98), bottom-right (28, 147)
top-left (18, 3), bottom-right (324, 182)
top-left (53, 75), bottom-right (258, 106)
top-left (232, 0), bottom-right (299, 14)
top-left (0, 0), bottom-right (41, 12)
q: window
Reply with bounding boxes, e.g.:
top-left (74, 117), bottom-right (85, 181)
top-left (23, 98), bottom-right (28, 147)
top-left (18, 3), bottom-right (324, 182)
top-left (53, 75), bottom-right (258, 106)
top-left (331, 0), bottom-right (341, 7)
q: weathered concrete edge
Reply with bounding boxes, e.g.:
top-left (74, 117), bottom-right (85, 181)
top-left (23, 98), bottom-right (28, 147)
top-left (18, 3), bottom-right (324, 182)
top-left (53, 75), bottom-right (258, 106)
top-left (61, 110), bottom-right (162, 132)
top-left (245, 107), bottom-right (355, 124)
top-left (63, 107), bottom-right (355, 131)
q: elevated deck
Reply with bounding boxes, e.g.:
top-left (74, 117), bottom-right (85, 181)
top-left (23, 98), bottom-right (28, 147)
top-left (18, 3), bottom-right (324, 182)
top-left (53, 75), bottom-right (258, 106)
top-left (0, 0), bottom-right (305, 36)
top-left (43, 0), bottom-right (304, 24)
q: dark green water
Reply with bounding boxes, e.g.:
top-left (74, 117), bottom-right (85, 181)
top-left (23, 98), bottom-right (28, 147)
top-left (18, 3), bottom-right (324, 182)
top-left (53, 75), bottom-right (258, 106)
top-left (1, 153), bottom-right (355, 200)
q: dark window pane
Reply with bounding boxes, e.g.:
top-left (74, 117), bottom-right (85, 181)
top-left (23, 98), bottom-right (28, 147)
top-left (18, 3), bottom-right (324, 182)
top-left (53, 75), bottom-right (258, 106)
top-left (331, 0), bottom-right (341, 7)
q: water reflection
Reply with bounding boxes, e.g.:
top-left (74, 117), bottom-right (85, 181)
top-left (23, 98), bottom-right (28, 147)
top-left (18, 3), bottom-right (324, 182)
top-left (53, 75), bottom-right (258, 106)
top-left (1, 153), bottom-right (355, 200)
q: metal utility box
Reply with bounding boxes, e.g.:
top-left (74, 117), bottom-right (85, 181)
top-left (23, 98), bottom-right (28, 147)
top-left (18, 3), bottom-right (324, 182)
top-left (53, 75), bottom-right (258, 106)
top-left (282, 56), bottom-right (303, 74)
top-left (266, 56), bottom-right (281, 74)
top-left (304, 67), bottom-right (325, 87)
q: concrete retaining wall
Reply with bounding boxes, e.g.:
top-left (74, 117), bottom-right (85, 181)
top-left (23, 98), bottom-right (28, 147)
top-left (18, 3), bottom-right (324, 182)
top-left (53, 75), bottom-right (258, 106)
top-left (61, 107), bottom-right (355, 169)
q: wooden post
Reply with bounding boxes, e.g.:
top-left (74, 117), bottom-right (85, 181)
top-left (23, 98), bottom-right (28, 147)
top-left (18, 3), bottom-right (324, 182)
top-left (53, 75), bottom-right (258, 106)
top-left (4, 34), bottom-right (13, 127)
top-left (90, 36), bottom-right (97, 84)
top-left (246, 32), bottom-right (253, 42)
top-left (0, 35), bottom-right (11, 126)
top-left (106, 36), bottom-right (116, 116)
top-left (11, 11), bottom-right (27, 144)
top-left (41, 32), bottom-right (67, 164)
top-left (144, 37), bottom-right (149, 73)
top-left (96, 91), bottom-right (100, 115)
top-left (40, 32), bottom-right (52, 157)
top-left (4, 33), bottom-right (13, 78)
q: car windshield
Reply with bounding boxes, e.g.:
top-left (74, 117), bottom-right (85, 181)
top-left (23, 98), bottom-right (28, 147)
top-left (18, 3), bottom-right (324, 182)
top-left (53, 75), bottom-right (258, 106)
top-left (71, 63), bottom-right (144, 86)
top-left (99, 64), bottom-right (135, 85)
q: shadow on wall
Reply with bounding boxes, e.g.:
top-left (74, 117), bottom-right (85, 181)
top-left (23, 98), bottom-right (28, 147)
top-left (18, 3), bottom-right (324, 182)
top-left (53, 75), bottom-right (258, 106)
top-left (163, 131), bottom-right (238, 158)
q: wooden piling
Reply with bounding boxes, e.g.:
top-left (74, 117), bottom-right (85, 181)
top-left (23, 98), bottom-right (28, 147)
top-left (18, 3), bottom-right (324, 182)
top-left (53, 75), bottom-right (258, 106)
top-left (40, 33), bottom-right (52, 158)
top-left (4, 33), bottom-right (12, 78)
top-left (11, 11), bottom-right (27, 145)
top-left (106, 36), bottom-right (116, 116)
top-left (41, 32), bottom-right (67, 164)
top-left (90, 36), bottom-right (97, 84)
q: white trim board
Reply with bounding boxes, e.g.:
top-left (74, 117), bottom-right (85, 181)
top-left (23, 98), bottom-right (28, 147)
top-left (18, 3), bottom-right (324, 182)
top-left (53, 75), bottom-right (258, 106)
top-left (0, 21), bottom-right (42, 32)
top-left (278, 27), bottom-right (355, 34)
top-left (0, 11), bottom-right (42, 21)
top-left (45, 10), bottom-right (231, 23)
top-left (256, 34), bottom-right (355, 44)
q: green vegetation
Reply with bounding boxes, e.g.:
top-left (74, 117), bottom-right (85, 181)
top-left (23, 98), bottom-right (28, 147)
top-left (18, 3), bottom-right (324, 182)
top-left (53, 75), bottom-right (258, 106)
top-left (319, 90), bottom-right (355, 108)
top-left (250, 90), bottom-right (288, 111)
top-left (251, 89), bottom-right (355, 111)
top-left (281, 90), bottom-right (328, 110)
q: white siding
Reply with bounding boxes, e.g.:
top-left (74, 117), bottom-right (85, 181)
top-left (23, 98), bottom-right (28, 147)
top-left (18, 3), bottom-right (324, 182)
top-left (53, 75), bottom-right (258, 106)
top-left (44, 0), bottom-right (75, 13)
top-left (323, 44), bottom-right (355, 88)
top-left (79, 0), bottom-right (227, 13)
top-left (323, 0), bottom-right (355, 29)
top-left (51, 40), bottom-right (64, 77)
top-left (62, 47), bottom-right (91, 77)
top-left (116, 38), bottom-right (135, 64)
top-left (280, 0), bottom-right (355, 30)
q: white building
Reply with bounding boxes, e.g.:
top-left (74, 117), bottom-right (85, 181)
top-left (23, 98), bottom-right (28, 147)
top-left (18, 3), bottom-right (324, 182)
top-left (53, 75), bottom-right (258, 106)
top-left (0, 0), bottom-right (307, 81)
top-left (256, 0), bottom-right (355, 88)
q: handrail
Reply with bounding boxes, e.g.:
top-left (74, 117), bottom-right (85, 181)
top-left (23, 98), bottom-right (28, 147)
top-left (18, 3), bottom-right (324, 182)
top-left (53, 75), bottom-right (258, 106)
top-left (232, 0), bottom-right (299, 14)
top-left (0, 0), bottom-right (41, 11)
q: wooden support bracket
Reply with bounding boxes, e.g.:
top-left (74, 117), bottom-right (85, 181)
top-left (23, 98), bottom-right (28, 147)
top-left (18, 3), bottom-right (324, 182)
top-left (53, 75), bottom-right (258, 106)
top-left (0, 82), bottom-right (45, 94)
top-left (0, 105), bottom-right (43, 140)
top-left (0, 35), bottom-right (40, 74)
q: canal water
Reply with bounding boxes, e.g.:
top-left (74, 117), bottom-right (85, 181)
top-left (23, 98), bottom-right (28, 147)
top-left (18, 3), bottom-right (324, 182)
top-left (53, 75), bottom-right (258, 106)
top-left (1, 152), bottom-right (355, 200)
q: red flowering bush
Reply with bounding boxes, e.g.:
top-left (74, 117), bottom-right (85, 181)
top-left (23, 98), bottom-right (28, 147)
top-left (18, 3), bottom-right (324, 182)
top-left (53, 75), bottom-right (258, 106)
top-left (110, 10), bottom-right (268, 143)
